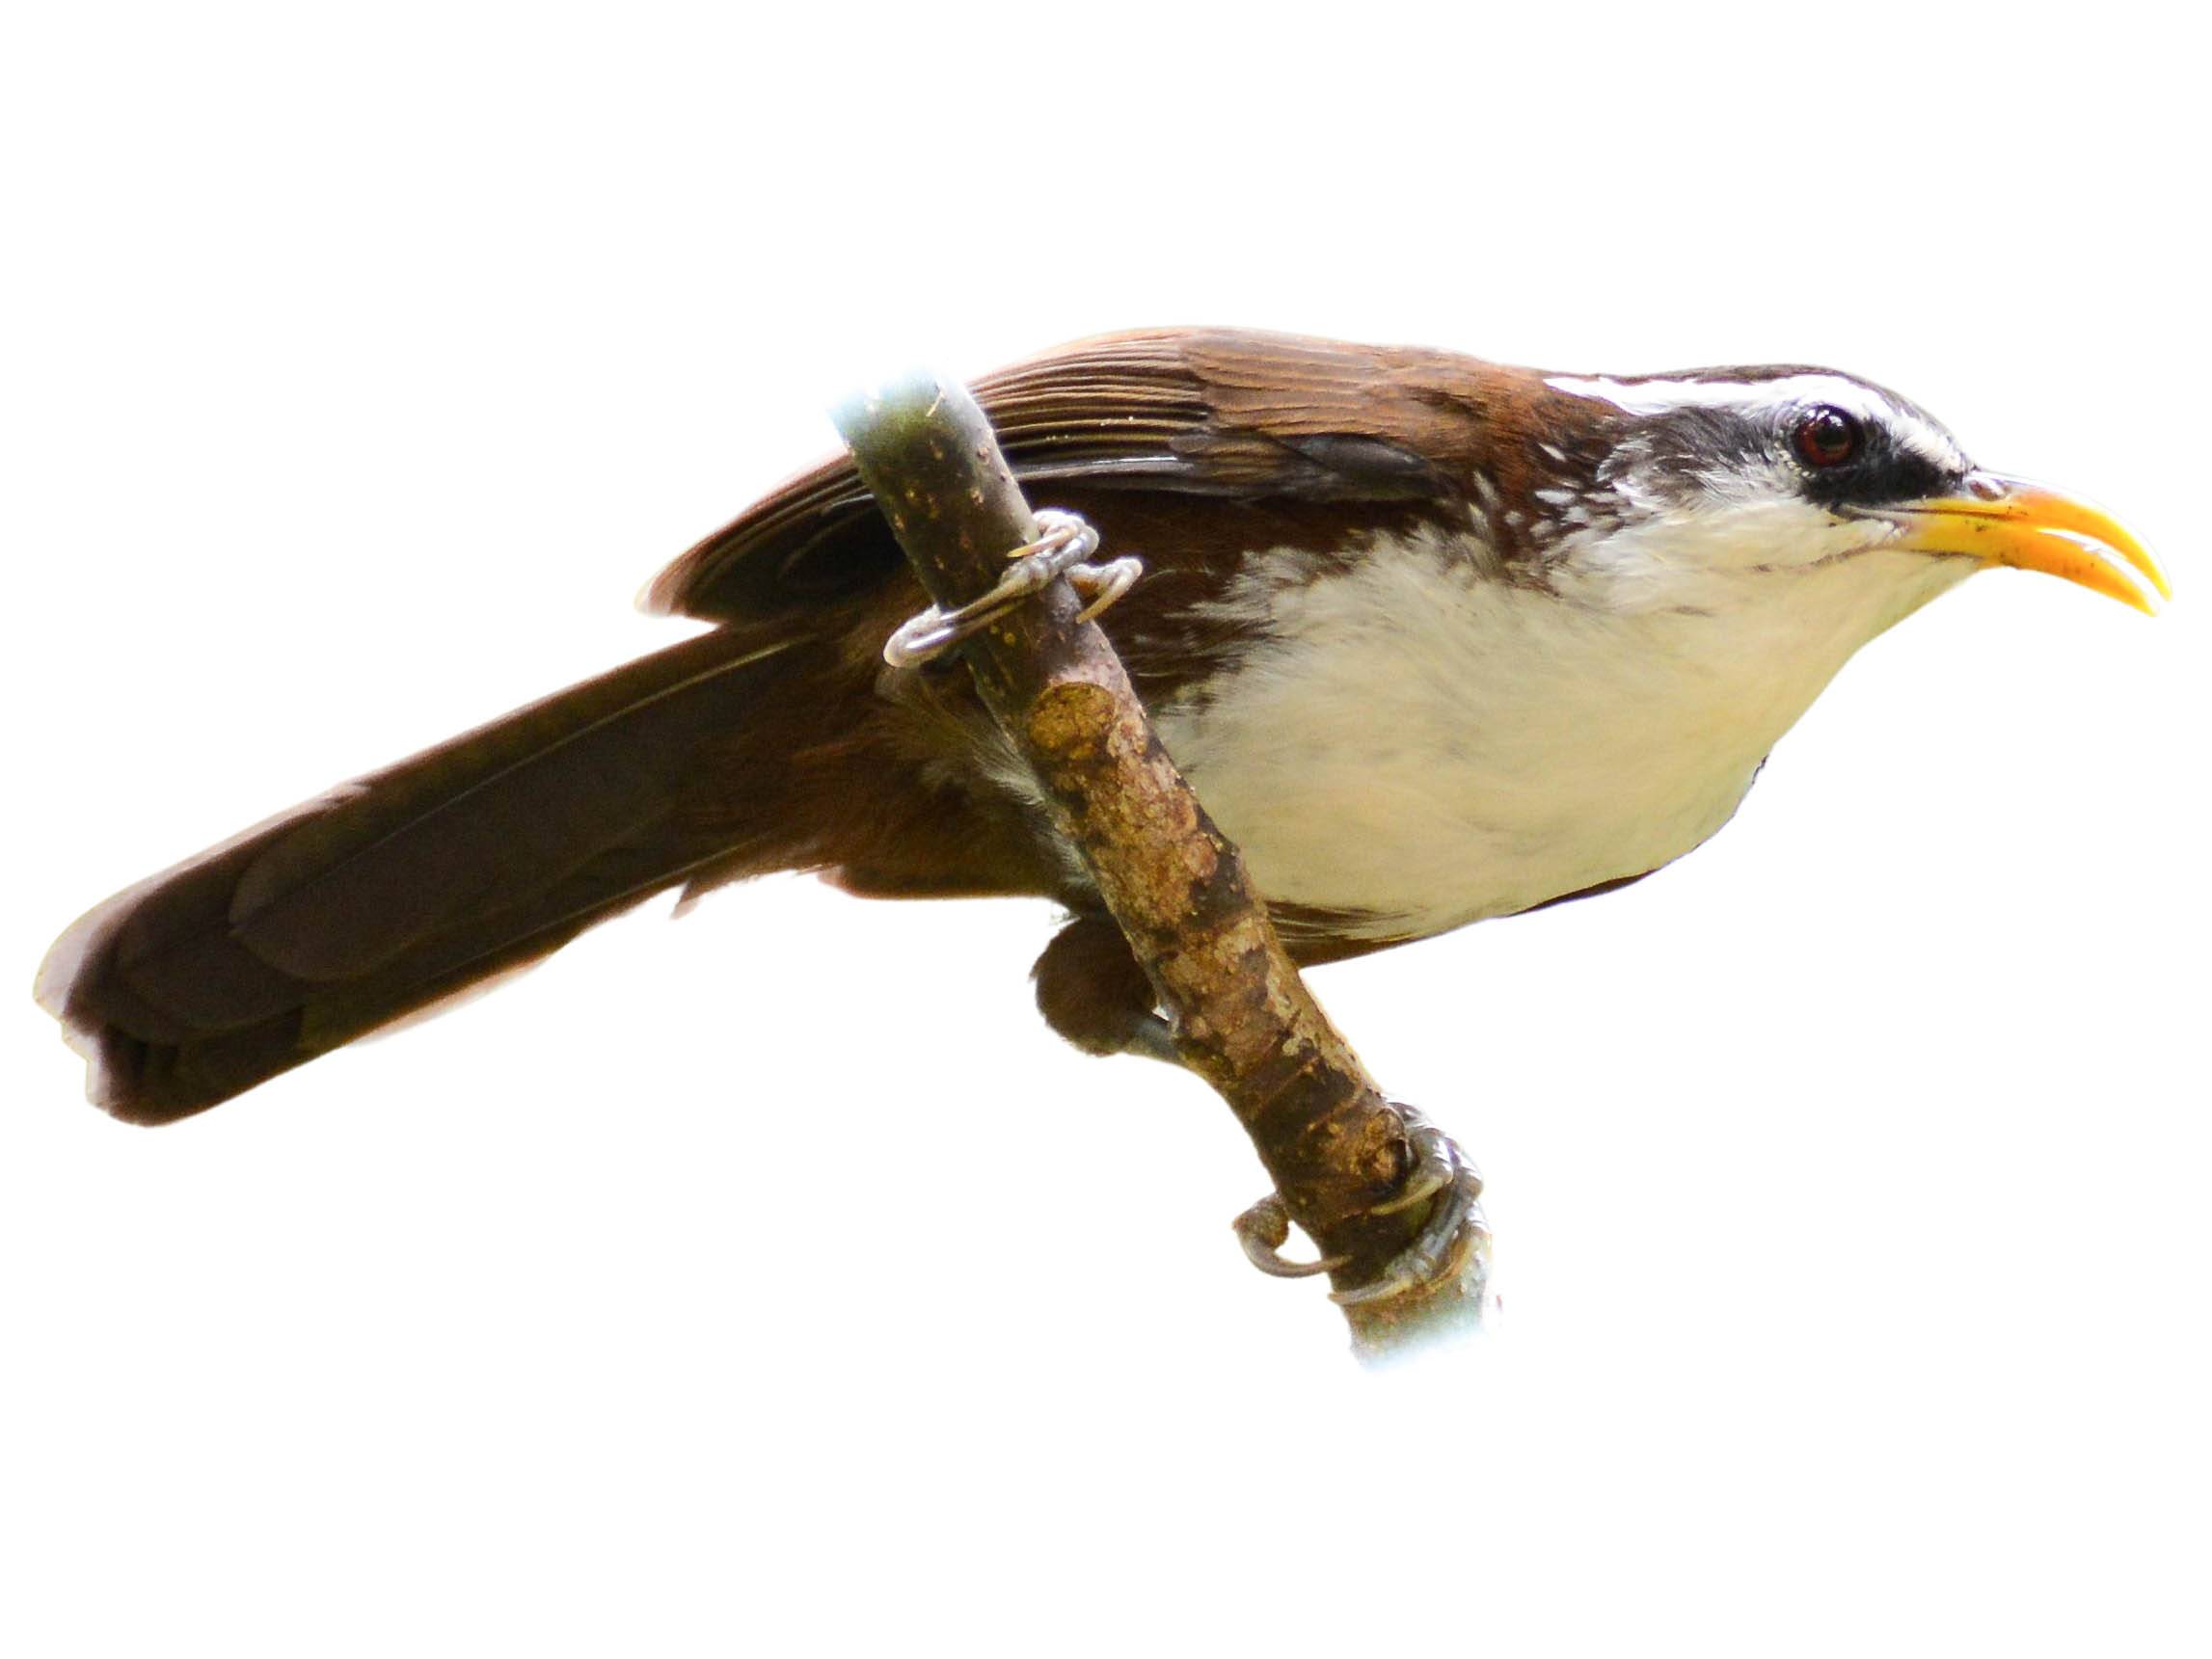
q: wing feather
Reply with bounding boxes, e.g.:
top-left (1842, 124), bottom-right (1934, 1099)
top-left (646, 327), bottom-right (1511, 623)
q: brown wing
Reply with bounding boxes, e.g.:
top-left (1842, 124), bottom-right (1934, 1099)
top-left (646, 328), bottom-right (1524, 624)
top-left (41, 330), bottom-right (1535, 1123)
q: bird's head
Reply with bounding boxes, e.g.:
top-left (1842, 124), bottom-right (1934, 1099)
top-left (1533, 367), bottom-right (2167, 625)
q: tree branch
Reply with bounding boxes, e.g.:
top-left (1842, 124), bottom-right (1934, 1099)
top-left (833, 373), bottom-right (1488, 1355)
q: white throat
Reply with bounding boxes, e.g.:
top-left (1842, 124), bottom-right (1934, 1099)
top-left (1154, 522), bottom-right (1971, 942)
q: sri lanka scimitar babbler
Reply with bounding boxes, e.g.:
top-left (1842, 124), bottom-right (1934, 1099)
top-left (37, 329), bottom-right (2168, 1297)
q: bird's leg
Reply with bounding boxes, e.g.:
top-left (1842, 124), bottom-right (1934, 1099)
top-left (1035, 915), bottom-right (1483, 1303)
top-left (1109, 1010), bottom-right (1185, 1065)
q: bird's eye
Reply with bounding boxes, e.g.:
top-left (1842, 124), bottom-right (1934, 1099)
top-left (1793, 407), bottom-right (1861, 468)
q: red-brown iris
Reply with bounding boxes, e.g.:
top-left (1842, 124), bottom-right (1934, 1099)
top-left (1794, 407), bottom-right (1860, 468)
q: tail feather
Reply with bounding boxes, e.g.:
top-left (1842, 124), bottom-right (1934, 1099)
top-left (38, 626), bottom-right (811, 1124)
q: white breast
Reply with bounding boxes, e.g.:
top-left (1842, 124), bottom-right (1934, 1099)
top-left (1152, 524), bottom-right (1966, 942)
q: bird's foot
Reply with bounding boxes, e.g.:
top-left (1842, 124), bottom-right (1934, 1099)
top-left (1114, 1010), bottom-right (1185, 1065)
top-left (1232, 1112), bottom-right (1486, 1306)
top-left (882, 509), bottom-right (1142, 667)
top-left (1330, 1118), bottom-right (1484, 1305)
top-left (1232, 1191), bottom-right (1350, 1279)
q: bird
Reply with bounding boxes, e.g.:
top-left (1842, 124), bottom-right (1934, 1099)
top-left (36, 327), bottom-right (2167, 1131)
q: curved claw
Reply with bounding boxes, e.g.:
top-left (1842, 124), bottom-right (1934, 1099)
top-left (1232, 1192), bottom-right (1349, 1279)
top-left (1068, 555), bottom-right (1146, 624)
top-left (1368, 1118), bottom-right (1458, 1216)
top-left (1331, 1133), bottom-right (1486, 1307)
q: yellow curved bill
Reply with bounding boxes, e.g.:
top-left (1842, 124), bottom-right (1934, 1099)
top-left (1872, 473), bottom-right (2169, 614)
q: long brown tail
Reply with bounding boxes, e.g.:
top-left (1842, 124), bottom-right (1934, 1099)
top-left (37, 626), bottom-right (816, 1124)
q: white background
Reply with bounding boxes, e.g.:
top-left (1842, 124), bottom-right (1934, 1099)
top-left (2, 4), bottom-right (2204, 1654)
